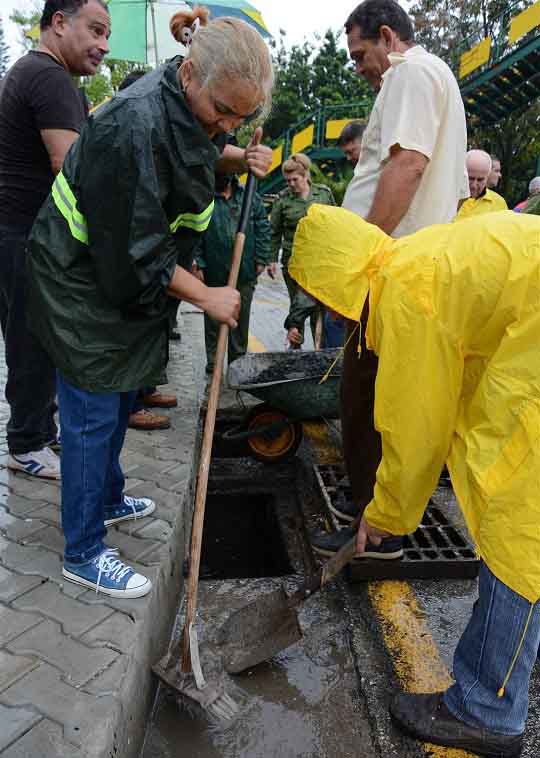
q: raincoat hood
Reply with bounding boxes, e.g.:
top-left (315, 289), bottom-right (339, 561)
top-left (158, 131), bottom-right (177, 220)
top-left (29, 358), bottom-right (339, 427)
top-left (288, 204), bottom-right (391, 321)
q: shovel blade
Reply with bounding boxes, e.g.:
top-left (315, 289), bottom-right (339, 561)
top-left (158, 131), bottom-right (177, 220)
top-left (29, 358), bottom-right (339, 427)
top-left (216, 586), bottom-right (302, 673)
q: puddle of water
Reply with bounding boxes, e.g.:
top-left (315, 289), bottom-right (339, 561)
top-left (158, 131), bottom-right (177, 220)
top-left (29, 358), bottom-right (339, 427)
top-left (142, 579), bottom-right (371, 758)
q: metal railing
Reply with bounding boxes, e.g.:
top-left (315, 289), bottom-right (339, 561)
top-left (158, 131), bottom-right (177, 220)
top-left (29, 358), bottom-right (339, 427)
top-left (267, 98), bottom-right (373, 164)
top-left (455, 0), bottom-right (536, 81)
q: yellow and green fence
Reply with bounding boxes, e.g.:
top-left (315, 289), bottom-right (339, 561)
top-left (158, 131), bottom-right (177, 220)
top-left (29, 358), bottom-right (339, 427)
top-left (258, 101), bottom-right (372, 195)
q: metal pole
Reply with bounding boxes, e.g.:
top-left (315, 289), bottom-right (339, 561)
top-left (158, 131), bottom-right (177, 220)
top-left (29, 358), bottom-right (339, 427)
top-left (149, 0), bottom-right (159, 67)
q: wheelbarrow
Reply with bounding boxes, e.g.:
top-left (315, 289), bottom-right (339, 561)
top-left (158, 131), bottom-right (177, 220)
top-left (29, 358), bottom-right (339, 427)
top-left (224, 349), bottom-right (342, 463)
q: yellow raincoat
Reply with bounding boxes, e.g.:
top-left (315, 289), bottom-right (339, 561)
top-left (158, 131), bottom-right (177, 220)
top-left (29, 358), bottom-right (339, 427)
top-left (289, 205), bottom-right (540, 603)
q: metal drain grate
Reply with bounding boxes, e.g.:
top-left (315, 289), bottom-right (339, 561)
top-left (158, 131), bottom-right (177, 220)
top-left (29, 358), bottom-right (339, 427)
top-left (313, 464), bottom-right (480, 582)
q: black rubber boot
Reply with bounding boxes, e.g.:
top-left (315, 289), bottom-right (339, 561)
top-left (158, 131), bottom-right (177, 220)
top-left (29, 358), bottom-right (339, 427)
top-left (390, 692), bottom-right (523, 758)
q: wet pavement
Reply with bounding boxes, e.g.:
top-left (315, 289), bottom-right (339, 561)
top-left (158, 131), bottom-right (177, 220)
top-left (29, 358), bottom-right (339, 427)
top-left (142, 452), bottom-right (374, 758)
top-left (143, 578), bottom-right (372, 758)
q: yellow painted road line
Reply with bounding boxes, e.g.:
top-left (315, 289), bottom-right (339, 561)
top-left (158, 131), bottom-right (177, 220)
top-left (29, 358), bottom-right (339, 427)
top-left (307, 421), bottom-right (472, 758)
top-left (254, 297), bottom-right (288, 310)
top-left (247, 334), bottom-right (266, 353)
top-left (369, 581), bottom-right (472, 758)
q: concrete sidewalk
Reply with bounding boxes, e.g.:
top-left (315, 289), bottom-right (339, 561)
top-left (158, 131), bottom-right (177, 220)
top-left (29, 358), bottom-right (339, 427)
top-left (0, 308), bottom-right (206, 758)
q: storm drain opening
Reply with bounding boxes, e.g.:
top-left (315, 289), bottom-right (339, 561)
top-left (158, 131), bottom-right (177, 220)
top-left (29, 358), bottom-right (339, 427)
top-left (313, 463), bottom-right (480, 582)
top-left (199, 492), bottom-right (293, 580)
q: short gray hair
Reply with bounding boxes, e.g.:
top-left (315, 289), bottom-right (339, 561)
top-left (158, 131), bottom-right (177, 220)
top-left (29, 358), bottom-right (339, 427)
top-left (184, 17), bottom-right (274, 117)
top-left (529, 176), bottom-right (540, 195)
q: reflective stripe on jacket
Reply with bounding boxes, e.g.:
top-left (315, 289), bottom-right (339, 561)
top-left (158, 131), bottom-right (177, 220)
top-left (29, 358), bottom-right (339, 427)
top-left (28, 61), bottom-right (219, 393)
top-left (195, 181), bottom-right (271, 287)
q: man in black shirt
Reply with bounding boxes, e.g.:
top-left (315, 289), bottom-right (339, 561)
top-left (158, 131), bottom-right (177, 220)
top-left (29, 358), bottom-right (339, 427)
top-left (0, 0), bottom-right (110, 478)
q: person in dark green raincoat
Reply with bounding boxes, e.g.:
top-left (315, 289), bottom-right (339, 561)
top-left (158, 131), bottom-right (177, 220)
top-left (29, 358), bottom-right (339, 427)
top-left (26, 17), bottom-right (274, 600)
top-left (270, 152), bottom-right (336, 343)
top-left (194, 173), bottom-right (271, 372)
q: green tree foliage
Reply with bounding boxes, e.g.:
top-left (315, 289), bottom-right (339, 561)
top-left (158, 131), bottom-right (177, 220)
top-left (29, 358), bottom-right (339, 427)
top-left (0, 17), bottom-right (10, 76)
top-left (310, 162), bottom-right (353, 206)
top-left (9, 5), bottom-right (148, 107)
top-left (82, 60), bottom-right (149, 109)
top-left (9, 6), bottom-right (41, 51)
top-left (264, 29), bottom-right (371, 141)
top-left (409, 0), bottom-right (523, 63)
top-left (410, 0), bottom-right (539, 204)
top-left (471, 106), bottom-right (540, 205)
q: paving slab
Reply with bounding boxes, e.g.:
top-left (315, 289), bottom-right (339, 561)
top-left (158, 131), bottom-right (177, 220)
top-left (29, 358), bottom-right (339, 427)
top-left (0, 651), bottom-right (40, 693)
top-left (0, 661), bottom-right (118, 748)
top-left (0, 704), bottom-right (41, 753)
top-left (0, 718), bottom-right (88, 758)
top-left (6, 618), bottom-right (119, 687)
top-left (0, 311), bottom-right (205, 758)
top-left (81, 611), bottom-right (138, 653)
top-left (1, 495), bottom-right (50, 519)
top-left (0, 606), bottom-right (42, 647)
top-left (12, 582), bottom-right (114, 636)
top-left (0, 568), bottom-right (44, 603)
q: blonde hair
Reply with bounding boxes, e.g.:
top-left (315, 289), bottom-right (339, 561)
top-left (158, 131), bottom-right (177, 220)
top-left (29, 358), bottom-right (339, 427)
top-left (181, 17), bottom-right (273, 117)
top-left (282, 153), bottom-right (311, 177)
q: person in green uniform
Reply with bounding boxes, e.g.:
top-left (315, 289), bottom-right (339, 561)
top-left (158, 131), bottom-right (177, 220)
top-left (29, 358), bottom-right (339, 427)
top-left (270, 153), bottom-right (335, 342)
top-left (26, 17), bottom-right (274, 600)
top-left (194, 173), bottom-right (271, 372)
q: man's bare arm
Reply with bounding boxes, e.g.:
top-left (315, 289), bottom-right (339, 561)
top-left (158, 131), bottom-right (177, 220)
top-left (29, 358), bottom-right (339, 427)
top-left (366, 146), bottom-right (429, 235)
top-left (40, 129), bottom-right (79, 175)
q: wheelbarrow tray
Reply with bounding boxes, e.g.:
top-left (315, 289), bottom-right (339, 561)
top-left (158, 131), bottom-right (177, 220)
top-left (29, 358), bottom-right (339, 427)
top-left (227, 349), bottom-right (342, 420)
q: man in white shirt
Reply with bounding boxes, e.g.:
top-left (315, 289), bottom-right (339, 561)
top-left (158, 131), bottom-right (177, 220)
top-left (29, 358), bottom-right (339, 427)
top-left (343, 1), bottom-right (468, 232)
top-left (313, 0), bottom-right (468, 557)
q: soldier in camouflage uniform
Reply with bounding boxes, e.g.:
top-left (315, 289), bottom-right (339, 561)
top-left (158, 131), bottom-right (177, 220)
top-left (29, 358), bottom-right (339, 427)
top-left (270, 153), bottom-right (335, 343)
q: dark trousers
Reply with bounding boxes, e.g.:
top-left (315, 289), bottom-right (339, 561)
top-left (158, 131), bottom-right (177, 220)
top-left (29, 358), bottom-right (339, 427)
top-left (205, 281), bottom-right (255, 370)
top-left (282, 266), bottom-right (321, 343)
top-left (0, 225), bottom-right (57, 454)
top-left (340, 313), bottom-right (381, 513)
top-left (131, 387), bottom-right (156, 414)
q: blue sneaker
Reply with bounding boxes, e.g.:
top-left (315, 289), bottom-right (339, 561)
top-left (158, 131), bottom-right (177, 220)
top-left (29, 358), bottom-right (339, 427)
top-left (311, 526), bottom-right (404, 560)
top-left (62, 548), bottom-right (152, 598)
top-left (104, 495), bottom-right (156, 526)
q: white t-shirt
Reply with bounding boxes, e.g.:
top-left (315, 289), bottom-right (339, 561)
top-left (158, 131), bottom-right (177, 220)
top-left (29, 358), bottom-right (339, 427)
top-left (342, 45), bottom-right (469, 238)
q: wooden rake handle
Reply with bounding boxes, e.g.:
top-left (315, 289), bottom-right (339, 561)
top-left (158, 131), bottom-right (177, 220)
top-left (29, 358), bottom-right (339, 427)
top-left (314, 310), bottom-right (324, 350)
top-left (181, 174), bottom-right (257, 673)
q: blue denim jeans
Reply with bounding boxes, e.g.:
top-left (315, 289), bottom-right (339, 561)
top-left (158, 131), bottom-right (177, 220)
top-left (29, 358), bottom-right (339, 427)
top-left (322, 312), bottom-right (345, 348)
top-left (57, 373), bottom-right (136, 564)
top-left (444, 562), bottom-right (540, 736)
